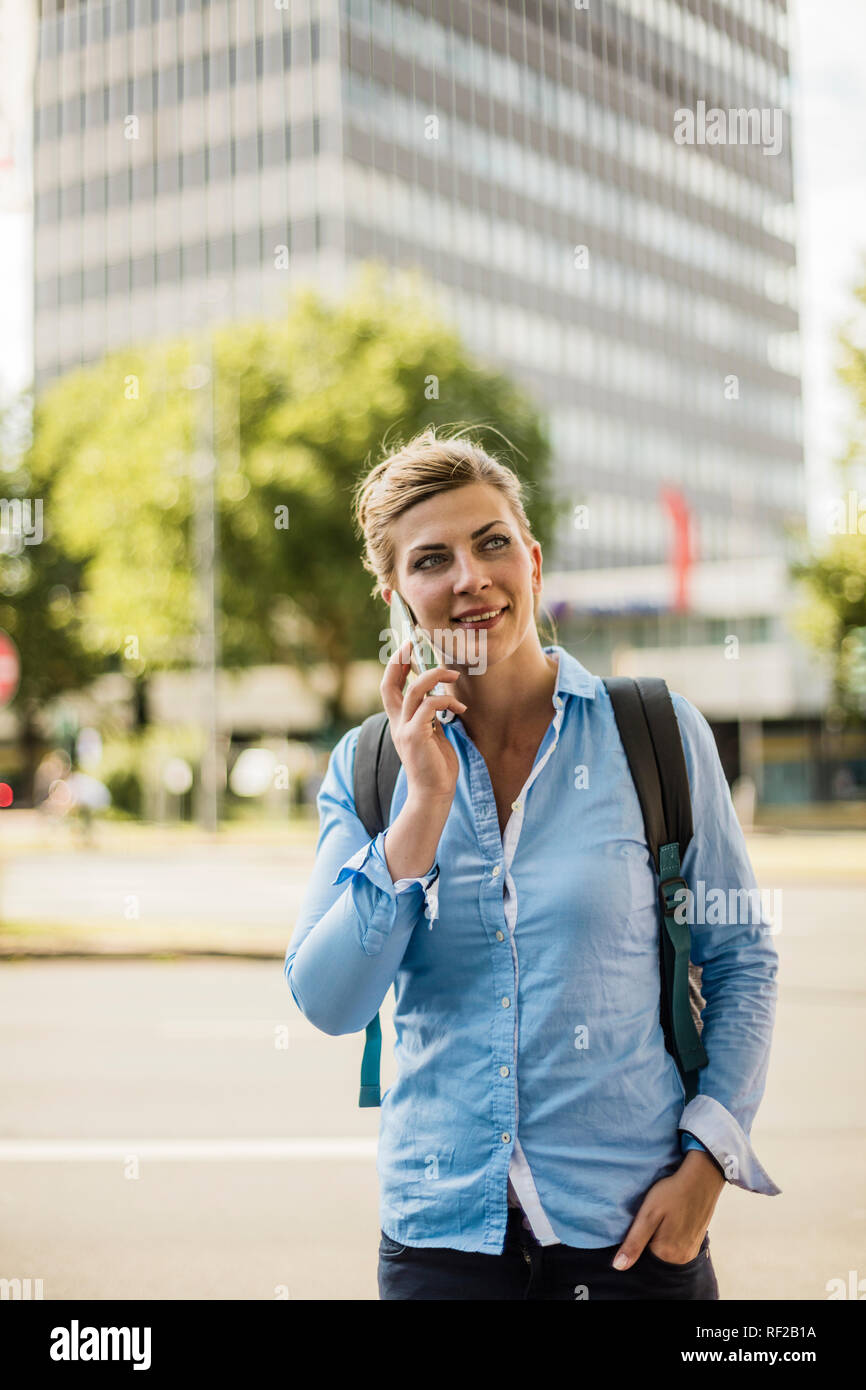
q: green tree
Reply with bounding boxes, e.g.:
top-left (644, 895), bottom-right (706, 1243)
top-left (0, 395), bottom-right (105, 802)
top-left (24, 263), bottom-right (559, 733)
top-left (793, 263), bottom-right (866, 717)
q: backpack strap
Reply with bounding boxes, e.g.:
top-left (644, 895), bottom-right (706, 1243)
top-left (352, 712), bottom-right (402, 1107)
top-left (602, 677), bottom-right (708, 1102)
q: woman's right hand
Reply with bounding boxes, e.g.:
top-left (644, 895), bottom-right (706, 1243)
top-left (379, 638), bottom-right (466, 805)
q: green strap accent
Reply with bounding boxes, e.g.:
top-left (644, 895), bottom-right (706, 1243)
top-left (658, 841), bottom-right (707, 1102)
top-left (359, 1013), bottom-right (382, 1107)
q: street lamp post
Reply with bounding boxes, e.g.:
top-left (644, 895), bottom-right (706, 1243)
top-left (188, 332), bottom-right (222, 833)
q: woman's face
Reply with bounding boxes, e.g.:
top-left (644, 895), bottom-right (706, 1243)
top-left (382, 481), bottom-right (543, 665)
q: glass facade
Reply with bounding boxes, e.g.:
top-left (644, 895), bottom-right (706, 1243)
top-left (33, 0), bottom-right (802, 570)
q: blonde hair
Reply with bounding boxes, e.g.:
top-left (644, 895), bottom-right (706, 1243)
top-left (352, 424), bottom-right (556, 637)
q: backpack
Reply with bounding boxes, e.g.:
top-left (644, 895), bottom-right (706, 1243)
top-left (350, 675), bottom-right (708, 1108)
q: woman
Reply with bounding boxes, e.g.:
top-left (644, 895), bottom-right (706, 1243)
top-left (284, 426), bottom-right (781, 1300)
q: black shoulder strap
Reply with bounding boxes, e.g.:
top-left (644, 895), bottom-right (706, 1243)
top-left (602, 677), bottom-right (693, 868)
top-left (603, 676), bottom-right (707, 1100)
top-left (353, 711), bottom-right (402, 841)
top-left (352, 711), bottom-right (403, 1108)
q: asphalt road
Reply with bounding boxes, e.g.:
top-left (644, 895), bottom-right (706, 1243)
top-left (0, 879), bottom-right (864, 1300)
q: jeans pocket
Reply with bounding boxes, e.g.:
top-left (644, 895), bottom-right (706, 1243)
top-left (379, 1228), bottom-right (410, 1258)
top-left (642, 1232), bottom-right (710, 1272)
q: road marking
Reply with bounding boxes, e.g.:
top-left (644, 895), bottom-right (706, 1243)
top-left (0, 1138), bottom-right (378, 1161)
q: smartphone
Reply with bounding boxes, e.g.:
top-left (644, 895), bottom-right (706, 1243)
top-left (389, 591), bottom-right (455, 725)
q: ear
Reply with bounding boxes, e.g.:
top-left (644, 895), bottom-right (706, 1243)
top-left (529, 540), bottom-right (543, 593)
top-left (381, 584), bottom-right (393, 606)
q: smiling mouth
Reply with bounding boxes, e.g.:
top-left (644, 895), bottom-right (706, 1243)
top-left (451, 605), bottom-right (508, 626)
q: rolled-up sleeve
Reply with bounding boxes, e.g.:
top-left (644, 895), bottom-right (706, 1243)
top-left (283, 727), bottom-right (441, 1036)
top-left (671, 694), bottom-right (782, 1197)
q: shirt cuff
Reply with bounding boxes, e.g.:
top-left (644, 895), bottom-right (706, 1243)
top-left (678, 1094), bottom-right (781, 1195)
top-left (332, 831), bottom-right (439, 954)
top-left (381, 825), bottom-right (440, 927)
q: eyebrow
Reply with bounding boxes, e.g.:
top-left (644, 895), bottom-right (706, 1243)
top-left (408, 520), bottom-right (508, 555)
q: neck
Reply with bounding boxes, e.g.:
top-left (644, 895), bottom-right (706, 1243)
top-left (454, 633), bottom-right (558, 748)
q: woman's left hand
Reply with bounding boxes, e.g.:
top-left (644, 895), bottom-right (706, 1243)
top-left (611, 1150), bottom-right (726, 1270)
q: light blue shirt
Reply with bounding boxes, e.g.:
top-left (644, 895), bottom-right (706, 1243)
top-left (284, 644), bottom-right (781, 1253)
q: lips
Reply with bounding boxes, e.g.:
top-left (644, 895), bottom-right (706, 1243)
top-left (451, 605), bottom-right (508, 628)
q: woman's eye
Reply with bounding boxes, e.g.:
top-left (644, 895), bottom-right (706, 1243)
top-left (414, 535), bottom-right (510, 570)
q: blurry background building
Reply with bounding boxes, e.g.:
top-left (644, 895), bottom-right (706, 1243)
top-left (25, 0), bottom-right (839, 803)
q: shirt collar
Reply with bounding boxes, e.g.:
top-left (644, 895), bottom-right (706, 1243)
top-left (542, 644), bottom-right (597, 708)
top-left (447, 643), bottom-right (597, 741)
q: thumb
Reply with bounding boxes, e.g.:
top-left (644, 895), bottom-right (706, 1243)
top-left (612, 1205), bottom-right (658, 1272)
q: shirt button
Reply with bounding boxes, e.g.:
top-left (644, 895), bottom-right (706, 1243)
top-left (501, 996), bottom-right (510, 1008)
top-left (491, 864), bottom-right (501, 876)
top-left (499, 1065), bottom-right (510, 1077)
top-left (511, 800), bottom-right (521, 811)
top-left (554, 696), bottom-right (563, 708)
top-left (495, 930), bottom-right (505, 941)
top-left (501, 1132), bottom-right (511, 1143)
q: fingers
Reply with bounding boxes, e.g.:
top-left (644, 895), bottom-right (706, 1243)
top-left (407, 691), bottom-right (467, 733)
top-left (379, 638), bottom-right (416, 721)
top-left (381, 638), bottom-right (462, 725)
top-left (611, 1207), bottom-right (659, 1271)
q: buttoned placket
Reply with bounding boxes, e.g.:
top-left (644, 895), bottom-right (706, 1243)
top-left (453, 688), bottom-right (567, 1249)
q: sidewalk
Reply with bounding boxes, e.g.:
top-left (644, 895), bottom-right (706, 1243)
top-left (1, 817), bottom-right (864, 959)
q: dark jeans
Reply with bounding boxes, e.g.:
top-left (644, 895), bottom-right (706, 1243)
top-left (378, 1205), bottom-right (719, 1300)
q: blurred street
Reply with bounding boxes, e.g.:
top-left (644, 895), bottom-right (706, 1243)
top-left (0, 828), bottom-right (864, 1300)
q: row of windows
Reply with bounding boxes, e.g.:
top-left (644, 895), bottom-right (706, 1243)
top-left (344, 0), bottom-right (787, 109)
top-left (547, 405), bottom-right (804, 509)
top-left (434, 285), bottom-right (801, 443)
top-left (628, 0), bottom-right (787, 48)
top-left (615, 0), bottom-right (788, 93)
top-left (346, 163), bottom-right (797, 377)
top-left (589, 615), bottom-right (775, 648)
top-left (36, 119), bottom-right (320, 223)
top-left (344, 70), bottom-right (796, 307)
top-left (34, 220), bottom-right (320, 311)
top-left (344, 0), bottom-right (792, 225)
top-left (564, 492), bottom-right (785, 567)
top-left (35, 24), bottom-right (318, 142)
top-left (37, 0), bottom-right (318, 57)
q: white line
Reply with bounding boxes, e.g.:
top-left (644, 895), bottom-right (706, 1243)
top-left (0, 1138), bottom-right (378, 1162)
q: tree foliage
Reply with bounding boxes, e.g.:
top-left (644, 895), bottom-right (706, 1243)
top-left (792, 264), bottom-right (866, 717)
top-left (20, 263), bottom-right (558, 725)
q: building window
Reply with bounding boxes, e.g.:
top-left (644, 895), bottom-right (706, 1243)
top-left (59, 268), bottom-right (83, 305)
top-left (235, 227), bottom-right (261, 266)
top-left (107, 168), bottom-right (131, 207)
top-left (233, 133), bottom-right (258, 174)
top-left (156, 247), bottom-right (180, 284)
top-left (83, 264), bottom-right (107, 299)
top-left (131, 253), bottom-right (156, 290)
top-left (208, 233), bottom-right (233, 273)
top-left (181, 149), bottom-right (206, 189)
top-left (131, 163), bottom-right (154, 200)
top-left (84, 175), bottom-right (107, 215)
top-left (156, 156), bottom-right (179, 195)
top-left (107, 261), bottom-right (130, 296)
top-left (209, 139), bottom-right (231, 180)
top-left (181, 242), bottom-right (207, 278)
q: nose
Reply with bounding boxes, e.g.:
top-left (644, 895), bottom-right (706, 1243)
top-left (450, 547), bottom-right (493, 598)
